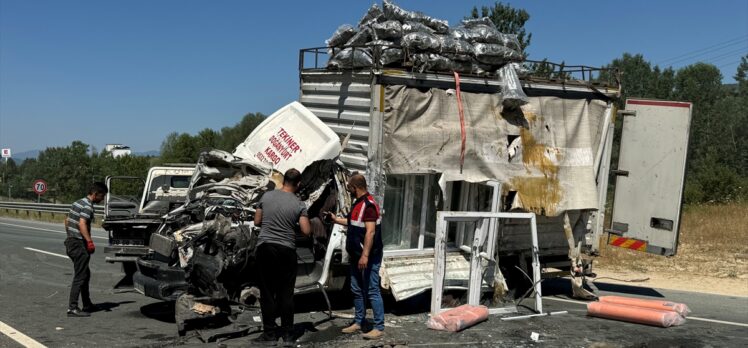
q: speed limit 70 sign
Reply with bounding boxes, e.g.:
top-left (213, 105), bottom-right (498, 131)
top-left (33, 179), bottom-right (48, 195)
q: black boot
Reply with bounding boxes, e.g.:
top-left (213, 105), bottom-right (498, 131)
top-left (67, 307), bottom-right (91, 317)
top-left (252, 330), bottom-right (278, 346)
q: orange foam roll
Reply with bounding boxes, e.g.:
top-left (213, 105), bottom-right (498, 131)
top-left (587, 302), bottom-right (686, 327)
top-left (427, 304), bottom-right (489, 332)
top-left (599, 296), bottom-right (691, 317)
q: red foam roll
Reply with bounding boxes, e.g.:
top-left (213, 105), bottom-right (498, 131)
top-left (599, 296), bottom-right (691, 317)
top-left (427, 304), bottom-right (489, 332)
top-left (587, 302), bottom-right (685, 327)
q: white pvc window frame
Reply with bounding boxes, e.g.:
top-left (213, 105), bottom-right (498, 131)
top-left (431, 211), bottom-right (542, 316)
top-left (382, 174), bottom-right (432, 255)
top-left (382, 179), bottom-right (500, 257)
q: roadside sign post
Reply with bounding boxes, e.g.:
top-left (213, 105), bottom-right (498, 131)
top-left (32, 179), bottom-right (48, 203)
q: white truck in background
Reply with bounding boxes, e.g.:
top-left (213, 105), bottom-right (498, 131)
top-left (102, 165), bottom-right (194, 287)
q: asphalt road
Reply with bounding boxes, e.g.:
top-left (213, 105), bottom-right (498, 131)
top-left (1, 217), bottom-right (747, 347)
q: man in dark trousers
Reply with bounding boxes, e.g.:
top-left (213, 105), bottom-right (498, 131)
top-left (253, 168), bottom-right (311, 346)
top-left (64, 182), bottom-right (107, 317)
top-left (328, 174), bottom-right (385, 340)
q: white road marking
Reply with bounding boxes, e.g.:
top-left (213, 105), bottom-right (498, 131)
top-left (544, 296), bottom-right (748, 328)
top-left (688, 317), bottom-right (748, 327)
top-left (23, 247), bottom-right (68, 259)
top-left (0, 320), bottom-right (47, 348)
top-left (0, 222), bottom-right (107, 240)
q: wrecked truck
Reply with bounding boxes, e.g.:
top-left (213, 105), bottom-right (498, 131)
top-left (298, 48), bottom-right (692, 304)
top-left (132, 58), bottom-right (692, 329)
top-left (305, 0), bottom-right (690, 306)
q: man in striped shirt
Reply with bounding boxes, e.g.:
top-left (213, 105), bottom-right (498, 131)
top-left (64, 182), bottom-right (107, 317)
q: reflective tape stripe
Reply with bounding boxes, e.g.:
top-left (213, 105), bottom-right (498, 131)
top-left (350, 219), bottom-right (382, 227)
top-left (609, 236), bottom-right (647, 251)
top-left (357, 202), bottom-right (366, 221)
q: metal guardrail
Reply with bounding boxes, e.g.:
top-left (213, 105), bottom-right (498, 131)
top-left (0, 201), bottom-right (105, 217)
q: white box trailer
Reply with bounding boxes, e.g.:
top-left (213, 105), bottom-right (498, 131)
top-left (297, 49), bottom-right (691, 301)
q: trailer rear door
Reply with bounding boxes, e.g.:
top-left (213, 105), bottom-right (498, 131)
top-left (609, 99), bottom-right (692, 256)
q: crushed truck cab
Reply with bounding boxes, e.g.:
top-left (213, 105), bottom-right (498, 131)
top-left (130, 103), bottom-right (351, 336)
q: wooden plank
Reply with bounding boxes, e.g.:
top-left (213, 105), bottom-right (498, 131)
top-left (468, 219), bottom-right (487, 305)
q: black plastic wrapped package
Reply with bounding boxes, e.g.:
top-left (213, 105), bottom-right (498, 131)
top-left (450, 25), bottom-right (502, 44)
top-left (383, 0), bottom-right (449, 33)
top-left (358, 4), bottom-right (384, 27)
top-left (367, 40), bottom-right (404, 66)
top-left (402, 21), bottom-right (435, 34)
top-left (345, 27), bottom-right (374, 46)
top-left (501, 34), bottom-right (522, 52)
top-left (451, 60), bottom-right (474, 73)
top-left (401, 31), bottom-right (440, 52)
top-left (328, 48), bottom-right (374, 69)
top-left (461, 17), bottom-right (496, 29)
top-left (438, 35), bottom-right (473, 56)
top-left (372, 20), bottom-right (402, 40)
top-left (443, 52), bottom-right (473, 62)
top-left (472, 62), bottom-right (496, 76)
top-left (474, 43), bottom-right (522, 64)
top-left (326, 24), bottom-right (356, 47)
top-left (412, 53), bottom-right (453, 73)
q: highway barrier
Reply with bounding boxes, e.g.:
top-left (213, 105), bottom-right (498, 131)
top-left (0, 201), bottom-right (105, 218)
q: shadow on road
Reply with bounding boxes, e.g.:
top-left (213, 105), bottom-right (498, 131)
top-left (140, 301), bottom-right (176, 323)
top-left (541, 277), bottom-right (664, 298)
top-left (90, 301), bottom-right (135, 313)
top-left (594, 281), bottom-right (664, 297)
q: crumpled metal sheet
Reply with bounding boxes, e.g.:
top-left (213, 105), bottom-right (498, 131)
top-left (380, 253), bottom-right (471, 301)
top-left (187, 149), bottom-right (271, 207)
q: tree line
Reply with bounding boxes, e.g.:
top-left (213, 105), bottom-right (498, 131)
top-left (0, 3), bottom-right (744, 205)
top-left (0, 112), bottom-right (265, 203)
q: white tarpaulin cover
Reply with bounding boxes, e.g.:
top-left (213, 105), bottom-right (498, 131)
top-left (382, 85), bottom-right (608, 216)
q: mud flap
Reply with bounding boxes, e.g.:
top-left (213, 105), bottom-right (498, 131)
top-left (113, 261), bottom-right (136, 290)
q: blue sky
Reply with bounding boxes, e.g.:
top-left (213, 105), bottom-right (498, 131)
top-left (1, 0), bottom-right (746, 154)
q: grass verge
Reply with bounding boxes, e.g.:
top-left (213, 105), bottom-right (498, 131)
top-left (595, 202), bottom-right (748, 279)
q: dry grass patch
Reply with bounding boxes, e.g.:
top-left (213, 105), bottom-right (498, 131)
top-left (595, 202), bottom-right (748, 279)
